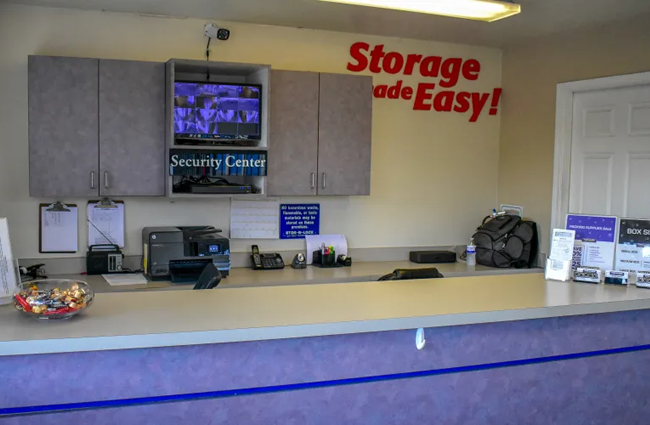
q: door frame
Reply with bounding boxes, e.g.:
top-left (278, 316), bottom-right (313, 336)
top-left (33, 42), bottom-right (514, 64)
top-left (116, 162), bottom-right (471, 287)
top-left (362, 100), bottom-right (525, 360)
top-left (551, 71), bottom-right (650, 232)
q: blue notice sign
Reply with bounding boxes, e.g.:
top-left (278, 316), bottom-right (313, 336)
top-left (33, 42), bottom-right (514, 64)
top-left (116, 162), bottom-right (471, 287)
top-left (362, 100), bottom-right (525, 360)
top-left (280, 204), bottom-right (320, 239)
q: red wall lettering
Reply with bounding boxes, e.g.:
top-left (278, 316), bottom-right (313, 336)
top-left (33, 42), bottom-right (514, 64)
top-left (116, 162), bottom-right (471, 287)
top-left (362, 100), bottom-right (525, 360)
top-left (347, 42), bottom-right (502, 122)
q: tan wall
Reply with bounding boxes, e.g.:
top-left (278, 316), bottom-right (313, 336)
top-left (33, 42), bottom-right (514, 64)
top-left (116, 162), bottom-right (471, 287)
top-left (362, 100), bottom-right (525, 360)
top-left (0, 4), bottom-right (502, 259)
top-left (498, 14), bottom-right (650, 252)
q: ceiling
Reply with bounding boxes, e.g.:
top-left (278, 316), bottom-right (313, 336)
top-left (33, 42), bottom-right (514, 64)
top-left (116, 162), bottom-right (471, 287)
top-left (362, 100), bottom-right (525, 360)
top-left (5, 0), bottom-right (650, 47)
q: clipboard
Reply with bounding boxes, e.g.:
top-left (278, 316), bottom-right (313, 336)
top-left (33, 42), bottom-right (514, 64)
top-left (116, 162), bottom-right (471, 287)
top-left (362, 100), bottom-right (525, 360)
top-left (39, 202), bottom-right (79, 254)
top-left (87, 199), bottom-right (125, 248)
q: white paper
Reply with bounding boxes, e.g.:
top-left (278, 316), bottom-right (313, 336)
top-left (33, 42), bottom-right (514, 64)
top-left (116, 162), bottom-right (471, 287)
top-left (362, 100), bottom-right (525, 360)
top-left (550, 229), bottom-right (575, 262)
top-left (546, 229), bottom-right (575, 281)
top-left (615, 245), bottom-right (642, 272)
top-left (305, 234), bottom-right (348, 265)
top-left (102, 273), bottom-right (148, 286)
top-left (230, 199), bottom-right (279, 239)
top-left (545, 259), bottom-right (571, 282)
top-left (88, 203), bottom-right (125, 248)
top-left (0, 218), bottom-right (19, 304)
top-left (41, 206), bottom-right (78, 253)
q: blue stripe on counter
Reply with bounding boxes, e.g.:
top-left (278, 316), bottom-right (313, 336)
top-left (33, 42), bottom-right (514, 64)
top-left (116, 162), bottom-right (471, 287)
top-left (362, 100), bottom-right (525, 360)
top-left (2, 343), bottom-right (650, 417)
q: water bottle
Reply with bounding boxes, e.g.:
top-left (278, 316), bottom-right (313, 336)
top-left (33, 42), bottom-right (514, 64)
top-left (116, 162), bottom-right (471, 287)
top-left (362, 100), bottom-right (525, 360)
top-left (467, 238), bottom-right (476, 267)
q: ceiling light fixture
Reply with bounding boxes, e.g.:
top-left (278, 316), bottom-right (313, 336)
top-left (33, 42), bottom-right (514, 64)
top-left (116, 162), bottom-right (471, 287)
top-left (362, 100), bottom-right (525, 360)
top-left (317, 0), bottom-right (521, 22)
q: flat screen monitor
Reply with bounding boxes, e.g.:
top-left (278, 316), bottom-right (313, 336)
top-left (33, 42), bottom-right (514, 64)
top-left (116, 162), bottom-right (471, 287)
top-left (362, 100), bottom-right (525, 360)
top-left (174, 82), bottom-right (261, 142)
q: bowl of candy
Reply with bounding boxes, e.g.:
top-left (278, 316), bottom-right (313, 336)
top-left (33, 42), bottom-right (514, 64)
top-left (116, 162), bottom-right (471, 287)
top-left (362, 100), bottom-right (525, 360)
top-left (13, 279), bottom-right (94, 320)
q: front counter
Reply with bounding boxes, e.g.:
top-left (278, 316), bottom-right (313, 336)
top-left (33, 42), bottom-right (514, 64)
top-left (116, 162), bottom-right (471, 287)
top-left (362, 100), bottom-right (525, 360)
top-left (78, 260), bottom-right (541, 293)
top-left (2, 273), bottom-right (650, 423)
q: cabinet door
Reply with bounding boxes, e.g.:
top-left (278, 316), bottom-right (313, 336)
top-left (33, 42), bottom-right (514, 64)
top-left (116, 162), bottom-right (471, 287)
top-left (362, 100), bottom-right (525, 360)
top-left (29, 56), bottom-right (99, 197)
top-left (317, 73), bottom-right (373, 196)
top-left (266, 70), bottom-right (320, 196)
top-left (99, 60), bottom-right (165, 196)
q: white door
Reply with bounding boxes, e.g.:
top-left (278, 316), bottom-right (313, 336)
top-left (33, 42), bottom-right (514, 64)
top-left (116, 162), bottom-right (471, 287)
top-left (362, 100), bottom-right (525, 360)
top-left (569, 84), bottom-right (650, 217)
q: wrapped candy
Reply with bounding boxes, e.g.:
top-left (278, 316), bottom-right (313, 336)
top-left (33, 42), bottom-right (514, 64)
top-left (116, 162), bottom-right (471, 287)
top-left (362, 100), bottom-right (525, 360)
top-left (13, 280), bottom-right (94, 320)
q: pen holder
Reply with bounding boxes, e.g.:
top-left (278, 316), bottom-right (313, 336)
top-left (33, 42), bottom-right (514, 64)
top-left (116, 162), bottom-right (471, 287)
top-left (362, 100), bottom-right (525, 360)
top-left (324, 251), bottom-right (336, 266)
top-left (312, 250), bottom-right (321, 265)
top-left (312, 250), bottom-right (339, 267)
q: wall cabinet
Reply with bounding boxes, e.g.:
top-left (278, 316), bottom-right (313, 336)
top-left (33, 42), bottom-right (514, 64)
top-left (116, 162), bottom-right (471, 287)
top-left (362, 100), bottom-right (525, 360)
top-left (267, 70), bottom-right (373, 196)
top-left (267, 70), bottom-right (320, 196)
top-left (28, 56), bottom-right (165, 198)
top-left (29, 56), bottom-right (99, 197)
top-left (99, 60), bottom-right (165, 196)
top-left (318, 73), bottom-right (373, 196)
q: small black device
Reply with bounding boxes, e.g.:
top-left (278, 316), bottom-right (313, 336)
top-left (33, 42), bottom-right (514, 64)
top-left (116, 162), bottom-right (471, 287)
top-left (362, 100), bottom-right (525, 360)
top-left (215, 28), bottom-right (230, 41)
top-left (189, 184), bottom-right (252, 194)
top-left (204, 23), bottom-right (230, 41)
top-left (86, 244), bottom-right (123, 275)
top-left (378, 268), bottom-right (444, 281)
top-left (409, 250), bottom-right (457, 264)
top-left (193, 262), bottom-right (222, 290)
top-left (337, 255), bottom-right (352, 267)
top-left (292, 253), bottom-right (307, 269)
top-left (251, 245), bottom-right (285, 270)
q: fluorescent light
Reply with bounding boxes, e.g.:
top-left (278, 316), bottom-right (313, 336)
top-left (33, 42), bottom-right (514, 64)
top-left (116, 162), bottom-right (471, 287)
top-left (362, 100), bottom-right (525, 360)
top-left (317, 0), bottom-right (521, 22)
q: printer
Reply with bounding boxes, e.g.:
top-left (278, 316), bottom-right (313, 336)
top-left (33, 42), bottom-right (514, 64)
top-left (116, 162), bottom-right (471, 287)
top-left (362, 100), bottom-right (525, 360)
top-left (142, 226), bottom-right (230, 282)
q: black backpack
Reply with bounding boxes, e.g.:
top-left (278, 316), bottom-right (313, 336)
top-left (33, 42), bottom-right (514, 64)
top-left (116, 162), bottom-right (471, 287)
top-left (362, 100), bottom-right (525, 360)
top-left (472, 215), bottom-right (539, 268)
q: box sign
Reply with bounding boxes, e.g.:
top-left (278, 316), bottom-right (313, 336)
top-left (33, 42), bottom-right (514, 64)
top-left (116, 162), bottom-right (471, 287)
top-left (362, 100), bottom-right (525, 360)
top-left (346, 42), bottom-right (502, 122)
top-left (615, 219), bottom-right (650, 272)
top-left (280, 204), bottom-right (320, 240)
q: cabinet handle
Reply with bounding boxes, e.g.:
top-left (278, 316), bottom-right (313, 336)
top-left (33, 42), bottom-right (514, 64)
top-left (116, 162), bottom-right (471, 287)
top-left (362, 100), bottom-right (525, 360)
top-left (311, 173), bottom-right (315, 190)
top-left (104, 171), bottom-right (109, 189)
top-left (322, 172), bottom-right (327, 189)
top-left (90, 172), bottom-right (95, 189)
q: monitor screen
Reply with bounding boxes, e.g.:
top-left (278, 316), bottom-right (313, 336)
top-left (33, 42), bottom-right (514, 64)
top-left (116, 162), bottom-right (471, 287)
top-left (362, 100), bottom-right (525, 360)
top-left (174, 82), bottom-right (261, 140)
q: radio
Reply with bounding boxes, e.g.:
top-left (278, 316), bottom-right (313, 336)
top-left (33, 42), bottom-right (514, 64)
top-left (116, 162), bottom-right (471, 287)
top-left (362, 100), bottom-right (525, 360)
top-left (86, 244), bottom-right (123, 275)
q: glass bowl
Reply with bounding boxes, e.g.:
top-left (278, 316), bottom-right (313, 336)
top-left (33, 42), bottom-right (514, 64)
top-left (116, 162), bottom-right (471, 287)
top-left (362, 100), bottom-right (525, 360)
top-left (13, 279), bottom-right (94, 320)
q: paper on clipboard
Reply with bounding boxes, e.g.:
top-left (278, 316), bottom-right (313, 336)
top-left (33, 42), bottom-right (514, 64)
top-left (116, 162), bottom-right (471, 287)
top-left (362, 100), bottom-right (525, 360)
top-left (88, 202), bottom-right (125, 248)
top-left (546, 229), bottom-right (575, 281)
top-left (0, 218), bottom-right (19, 305)
top-left (40, 205), bottom-right (78, 253)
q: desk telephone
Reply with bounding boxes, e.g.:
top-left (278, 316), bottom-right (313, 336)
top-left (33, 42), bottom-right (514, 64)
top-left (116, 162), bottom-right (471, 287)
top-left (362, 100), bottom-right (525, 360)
top-left (251, 245), bottom-right (285, 270)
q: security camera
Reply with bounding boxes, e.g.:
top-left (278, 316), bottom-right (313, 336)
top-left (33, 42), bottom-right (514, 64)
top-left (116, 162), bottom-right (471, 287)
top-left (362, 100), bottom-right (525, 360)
top-left (205, 23), bottom-right (230, 41)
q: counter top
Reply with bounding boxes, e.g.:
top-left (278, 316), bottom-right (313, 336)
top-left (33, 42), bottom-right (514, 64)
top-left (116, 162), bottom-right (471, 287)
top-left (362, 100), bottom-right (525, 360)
top-left (73, 261), bottom-right (541, 293)
top-left (2, 273), bottom-right (650, 356)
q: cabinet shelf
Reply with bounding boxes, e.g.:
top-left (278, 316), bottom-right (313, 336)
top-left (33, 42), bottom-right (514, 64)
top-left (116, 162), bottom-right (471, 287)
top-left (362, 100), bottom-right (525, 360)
top-left (165, 59), bottom-right (271, 198)
top-left (170, 145), bottom-right (268, 152)
top-left (168, 192), bottom-right (267, 200)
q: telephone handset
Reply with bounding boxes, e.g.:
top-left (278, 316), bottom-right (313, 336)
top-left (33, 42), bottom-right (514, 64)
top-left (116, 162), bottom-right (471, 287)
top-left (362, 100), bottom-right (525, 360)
top-left (252, 245), bottom-right (262, 268)
top-left (251, 245), bottom-right (285, 270)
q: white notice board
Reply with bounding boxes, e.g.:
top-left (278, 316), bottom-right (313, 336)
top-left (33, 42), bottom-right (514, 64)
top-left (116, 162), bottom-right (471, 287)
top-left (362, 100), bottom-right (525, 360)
top-left (230, 199), bottom-right (279, 239)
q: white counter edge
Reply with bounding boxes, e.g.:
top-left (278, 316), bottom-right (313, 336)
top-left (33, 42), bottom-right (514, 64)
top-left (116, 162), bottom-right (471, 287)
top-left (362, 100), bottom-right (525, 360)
top-left (3, 299), bottom-right (649, 356)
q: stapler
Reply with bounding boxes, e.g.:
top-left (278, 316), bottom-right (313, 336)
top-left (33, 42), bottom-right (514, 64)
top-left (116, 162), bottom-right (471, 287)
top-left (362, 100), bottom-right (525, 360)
top-left (19, 263), bottom-right (47, 281)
